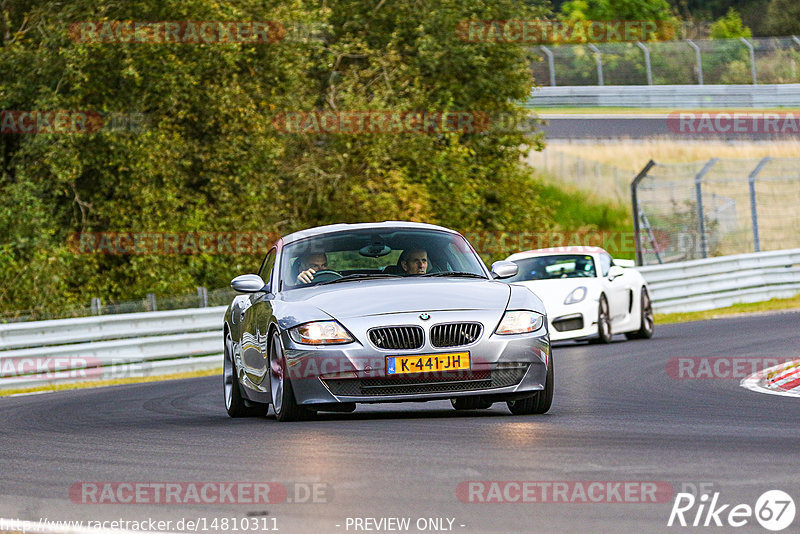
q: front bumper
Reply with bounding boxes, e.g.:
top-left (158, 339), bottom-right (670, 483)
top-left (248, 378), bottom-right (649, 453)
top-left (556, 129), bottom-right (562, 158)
top-left (545, 300), bottom-right (599, 342)
top-left (281, 310), bottom-right (550, 405)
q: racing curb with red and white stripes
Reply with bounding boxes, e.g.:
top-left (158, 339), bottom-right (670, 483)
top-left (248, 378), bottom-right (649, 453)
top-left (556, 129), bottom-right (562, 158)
top-left (740, 359), bottom-right (800, 397)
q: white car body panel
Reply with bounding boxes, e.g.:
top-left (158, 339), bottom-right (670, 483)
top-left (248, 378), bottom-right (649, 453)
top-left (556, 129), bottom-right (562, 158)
top-left (505, 247), bottom-right (650, 342)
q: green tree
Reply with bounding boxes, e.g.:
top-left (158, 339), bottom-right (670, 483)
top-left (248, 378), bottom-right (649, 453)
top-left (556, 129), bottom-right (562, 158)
top-left (709, 7), bottom-right (751, 38)
top-left (763, 0), bottom-right (800, 36)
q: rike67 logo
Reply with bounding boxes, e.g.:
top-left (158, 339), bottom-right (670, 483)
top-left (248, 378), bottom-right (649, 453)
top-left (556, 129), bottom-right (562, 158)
top-left (668, 490), bottom-right (795, 531)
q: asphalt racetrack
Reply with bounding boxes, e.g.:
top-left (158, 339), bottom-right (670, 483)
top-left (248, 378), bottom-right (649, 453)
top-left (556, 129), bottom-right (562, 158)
top-left (2, 311), bottom-right (799, 533)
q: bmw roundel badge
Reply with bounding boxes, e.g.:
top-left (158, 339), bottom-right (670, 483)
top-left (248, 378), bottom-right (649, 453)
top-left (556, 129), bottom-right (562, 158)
top-left (419, 313), bottom-right (430, 320)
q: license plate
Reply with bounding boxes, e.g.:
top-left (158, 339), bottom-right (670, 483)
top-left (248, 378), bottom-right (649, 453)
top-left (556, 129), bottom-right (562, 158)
top-left (386, 352), bottom-right (470, 375)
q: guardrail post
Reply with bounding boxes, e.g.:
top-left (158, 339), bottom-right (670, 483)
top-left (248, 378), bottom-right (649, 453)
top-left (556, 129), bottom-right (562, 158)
top-left (687, 39), bottom-right (703, 85)
top-left (740, 37), bottom-right (757, 85)
top-left (636, 41), bottom-right (652, 85)
top-left (588, 44), bottom-right (604, 86)
top-left (146, 293), bottom-right (157, 312)
top-left (197, 286), bottom-right (208, 308)
top-left (695, 158), bottom-right (718, 259)
top-left (540, 46), bottom-right (556, 87)
top-left (747, 157), bottom-right (771, 252)
top-left (631, 159), bottom-right (656, 266)
top-left (90, 298), bottom-right (102, 316)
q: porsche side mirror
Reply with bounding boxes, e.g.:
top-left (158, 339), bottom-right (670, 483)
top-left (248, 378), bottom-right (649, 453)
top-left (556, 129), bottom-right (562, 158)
top-left (608, 265), bottom-right (625, 280)
top-left (231, 274), bottom-right (266, 293)
top-left (490, 261), bottom-right (519, 279)
top-left (613, 259), bottom-right (635, 268)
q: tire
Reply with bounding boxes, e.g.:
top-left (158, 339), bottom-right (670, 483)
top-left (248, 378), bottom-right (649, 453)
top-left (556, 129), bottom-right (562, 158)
top-left (224, 332), bottom-right (266, 418)
top-left (451, 396), bottom-right (493, 410)
top-left (595, 294), bottom-right (613, 344)
top-left (625, 287), bottom-right (655, 340)
top-left (269, 331), bottom-right (314, 422)
top-left (507, 356), bottom-right (553, 415)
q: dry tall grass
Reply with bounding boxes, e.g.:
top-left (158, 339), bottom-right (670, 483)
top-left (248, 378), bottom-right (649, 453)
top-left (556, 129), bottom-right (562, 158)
top-left (540, 140), bottom-right (800, 172)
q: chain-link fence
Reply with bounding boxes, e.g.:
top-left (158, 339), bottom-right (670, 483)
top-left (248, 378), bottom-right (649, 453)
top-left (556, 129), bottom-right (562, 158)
top-left (632, 157), bottom-right (800, 265)
top-left (532, 37), bottom-right (800, 86)
top-left (527, 149), bottom-right (632, 203)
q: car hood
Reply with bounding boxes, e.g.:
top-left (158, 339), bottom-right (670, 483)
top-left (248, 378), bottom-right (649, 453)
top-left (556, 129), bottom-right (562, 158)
top-left (281, 278), bottom-right (511, 319)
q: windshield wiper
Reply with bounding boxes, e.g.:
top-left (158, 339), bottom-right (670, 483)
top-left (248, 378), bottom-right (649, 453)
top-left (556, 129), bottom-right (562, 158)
top-left (421, 271), bottom-right (487, 279)
top-left (316, 273), bottom-right (402, 286)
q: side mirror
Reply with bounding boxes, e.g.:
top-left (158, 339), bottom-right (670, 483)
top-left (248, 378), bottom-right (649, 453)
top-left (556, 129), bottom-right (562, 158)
top-left (607, 265), bottom-right (625, 280)
top-left (231, 274), bottom-right (266, 293)
top-left (490, 261), bottom-right (519, 279)
top-left (613, 259), bottom-right (635, 268)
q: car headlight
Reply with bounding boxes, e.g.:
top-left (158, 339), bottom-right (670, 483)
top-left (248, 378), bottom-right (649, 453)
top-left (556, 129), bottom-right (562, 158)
top-left (494, 310), bottom-right (544, 335)
top-left (289, 321), bottom-right (354, 345)
top-left (564, 286), bottom-right (587, 305)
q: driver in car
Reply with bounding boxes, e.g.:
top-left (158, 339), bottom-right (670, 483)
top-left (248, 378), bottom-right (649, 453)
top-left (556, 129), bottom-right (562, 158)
top-left (296, 252), bottom-right (330, 284)
top-left (400, 248), bottom-right (428, 275)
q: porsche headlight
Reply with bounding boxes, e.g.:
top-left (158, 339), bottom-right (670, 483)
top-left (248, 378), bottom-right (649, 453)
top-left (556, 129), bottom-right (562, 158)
top-left (564, 286), bottom-right (587, 305)
top-left (289, 321), bottom-right (353, 345)
top-left (495, 310), bottom-right (544, 335)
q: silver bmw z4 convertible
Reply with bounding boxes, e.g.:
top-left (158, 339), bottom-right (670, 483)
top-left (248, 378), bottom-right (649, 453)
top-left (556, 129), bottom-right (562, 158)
top-left (223, 221), bottom-right (553, 421)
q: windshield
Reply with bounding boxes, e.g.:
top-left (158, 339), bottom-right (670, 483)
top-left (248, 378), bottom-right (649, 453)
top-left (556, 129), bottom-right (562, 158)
top-left (279, 228), bottom-right (487, 290)
top-left (506, 254), bottom-right (597, 281)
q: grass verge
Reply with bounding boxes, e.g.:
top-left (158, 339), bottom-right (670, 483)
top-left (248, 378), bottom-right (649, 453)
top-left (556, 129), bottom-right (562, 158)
top-left (0, 367), bottom-right (222, 398)
top-left (655, 294), bottom-right (800, 325)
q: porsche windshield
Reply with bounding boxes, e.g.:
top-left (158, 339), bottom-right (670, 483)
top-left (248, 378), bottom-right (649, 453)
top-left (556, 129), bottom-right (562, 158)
top-left (507, 255), bottom-right (597, 281)
top-left (279, 228), bottom-right (487, 289)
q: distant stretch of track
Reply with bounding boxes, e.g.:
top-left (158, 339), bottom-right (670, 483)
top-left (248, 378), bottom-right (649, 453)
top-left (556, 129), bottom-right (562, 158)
top-left (538, 113), bottom-right (800, 139)
top-left (1, 311), bottom-right (799, 533)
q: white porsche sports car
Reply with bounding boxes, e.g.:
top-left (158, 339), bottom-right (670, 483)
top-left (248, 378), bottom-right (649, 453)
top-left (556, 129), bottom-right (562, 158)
top-left (504, 247), bottom-right (654, 343)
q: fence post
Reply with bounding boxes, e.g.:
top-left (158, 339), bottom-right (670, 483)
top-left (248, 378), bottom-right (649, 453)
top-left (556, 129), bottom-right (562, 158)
top-left (636, 41), bottom-right (652, 85)
top-left (90, 298), bottom-right (102, 315)
top-left (540, 46), bottom-right (556, 87)
top-left (146, 293), bottom-right (157, 312)
top-left (197, 286), bottom-right (208, 308)
top-left (687, 39), bottom-right (703, 85)
top-left (740, 37), bottom-right (757, 85)
top-left (747, 157), bottom-right (771, 252)
top-left (631, 159), bottom-right (656, 266)
top-left (588, 44), bottom-right (604, 86)
top-left (695, 158), bottom-right (718, 259)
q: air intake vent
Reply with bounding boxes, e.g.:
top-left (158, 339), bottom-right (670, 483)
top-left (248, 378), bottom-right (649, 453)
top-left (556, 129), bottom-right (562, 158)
top-left (430, 322), bottom-right (483, 347)
top-left (369, 326), bottom-right (424, 350)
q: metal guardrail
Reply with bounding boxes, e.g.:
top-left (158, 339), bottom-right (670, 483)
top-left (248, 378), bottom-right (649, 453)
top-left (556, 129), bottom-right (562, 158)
top-left (0, 307), bottom-right (226, 390)
top-left (527, 84), bottom-right (800, 108)
top-left (639, 248), bottom-right (800, 314)
top-left (2, 250), bottom-right (799, 391)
